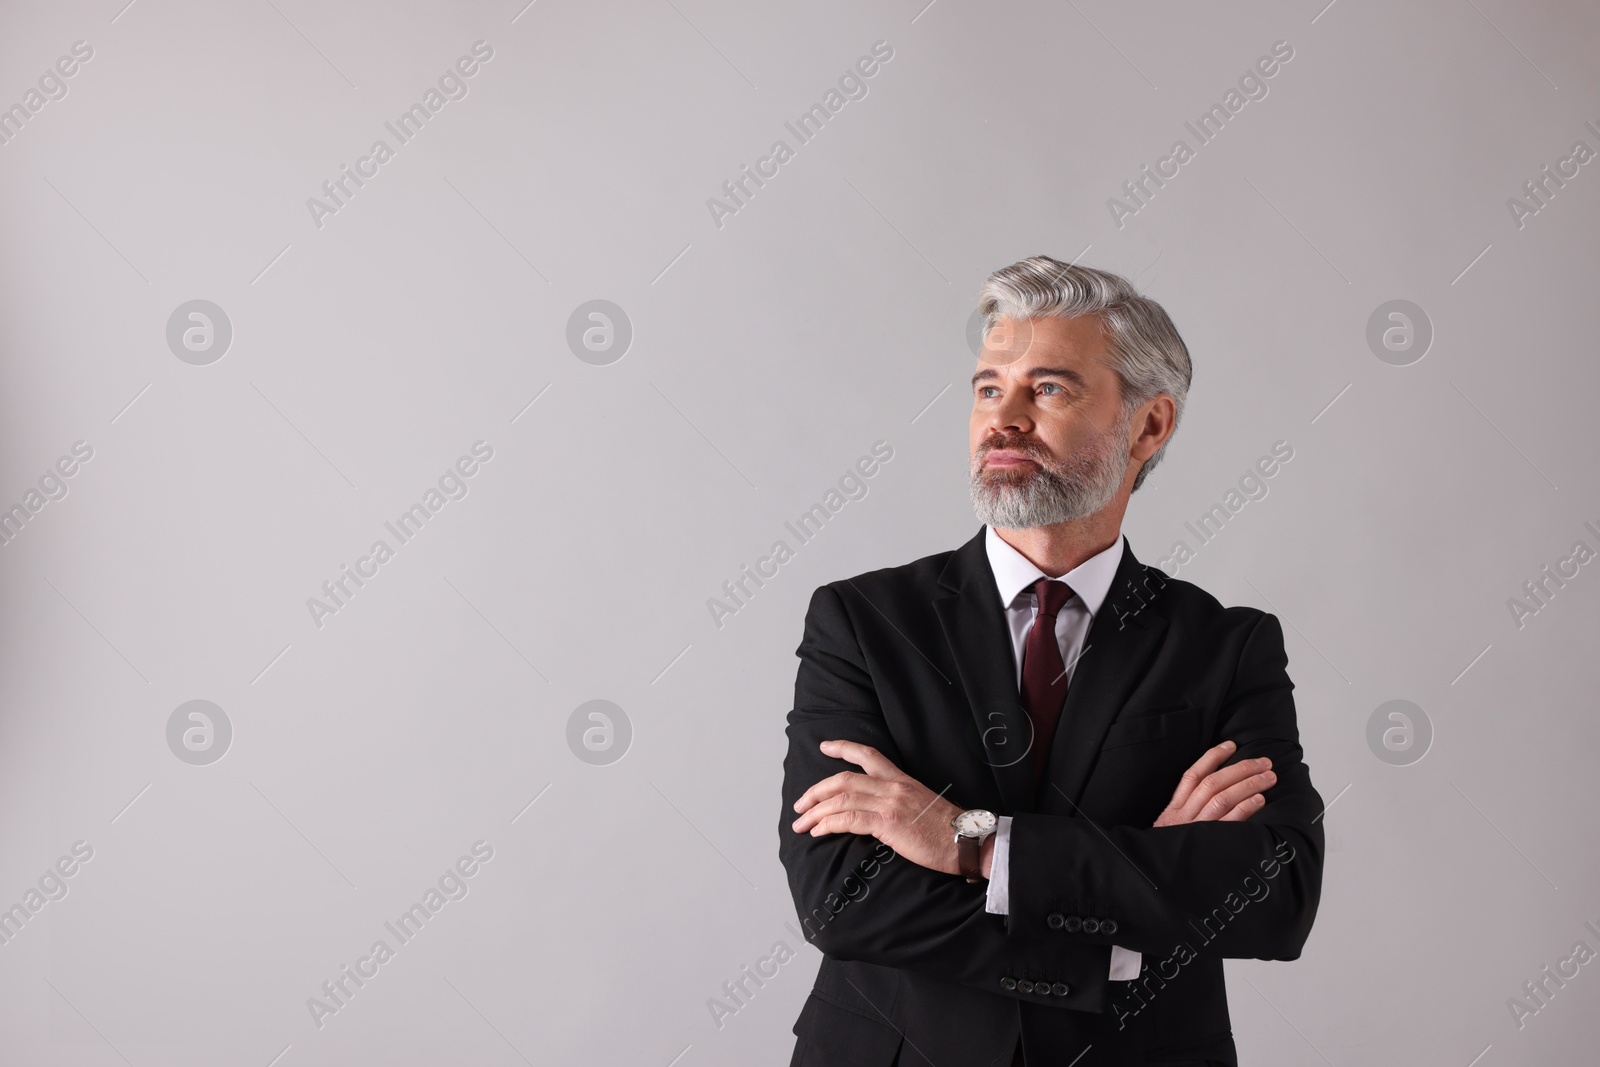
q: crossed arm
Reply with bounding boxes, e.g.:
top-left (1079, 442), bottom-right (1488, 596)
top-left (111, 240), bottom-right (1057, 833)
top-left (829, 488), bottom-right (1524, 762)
top-left (791, 737), bottom-right (1277, 877)
top-left (777, 585), bottom-right (1324, 1008)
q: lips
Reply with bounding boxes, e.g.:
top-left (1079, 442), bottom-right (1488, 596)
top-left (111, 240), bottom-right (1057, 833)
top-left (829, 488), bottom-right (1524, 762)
top-left (982, 449), bottom-right (1039, 468)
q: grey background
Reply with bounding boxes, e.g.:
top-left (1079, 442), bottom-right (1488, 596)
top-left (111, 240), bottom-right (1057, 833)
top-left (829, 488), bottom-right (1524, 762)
top-left (0, 0), bottom-right (1596, 1064)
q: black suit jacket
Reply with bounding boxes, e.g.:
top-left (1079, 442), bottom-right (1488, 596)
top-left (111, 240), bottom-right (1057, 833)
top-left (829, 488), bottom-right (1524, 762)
top-left (779, 528), bottom-right (1323, 1067)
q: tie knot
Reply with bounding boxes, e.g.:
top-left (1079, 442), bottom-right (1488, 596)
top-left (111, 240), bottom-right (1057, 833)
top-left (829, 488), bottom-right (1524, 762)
top-left (1032, 577), bottom-right (1074, 619)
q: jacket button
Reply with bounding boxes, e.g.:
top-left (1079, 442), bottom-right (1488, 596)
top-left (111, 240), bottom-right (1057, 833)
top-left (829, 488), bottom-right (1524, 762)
top-left (1017, 979), bottom-right (1035, 993)
top-left (1064, 916), bottom-right (1083, 933)
top-left (1081, 917), bottom-right (1101, 934)
top-left (1000, 976), bottom-right (1017, 991)
top-left (1047, 912), bottom-right (1065, 929)
top-left (1052, 982), bottom-right (1070, 996)
top-left (1100, 918), bottom-right (1118, 935)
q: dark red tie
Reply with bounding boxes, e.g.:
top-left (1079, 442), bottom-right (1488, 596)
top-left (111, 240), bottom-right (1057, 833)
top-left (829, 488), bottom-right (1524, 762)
top-left (1020, 578), bottom-right (1074, 781)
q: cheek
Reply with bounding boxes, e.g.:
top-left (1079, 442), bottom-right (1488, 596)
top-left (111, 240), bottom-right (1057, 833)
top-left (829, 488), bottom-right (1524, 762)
top-left (1045, 427), bottom-right (1106, 469)
top-left (1070, 403), bottom-right (1121, 442)
top-left (969, 417), bottom-right (989, 450)
top-left (1036, 420), bottom-right (1083, 457)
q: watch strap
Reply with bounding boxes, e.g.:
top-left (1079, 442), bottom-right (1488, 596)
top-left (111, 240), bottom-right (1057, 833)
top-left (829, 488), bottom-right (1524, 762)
top-left (957, 831), bottom-right (982, 883)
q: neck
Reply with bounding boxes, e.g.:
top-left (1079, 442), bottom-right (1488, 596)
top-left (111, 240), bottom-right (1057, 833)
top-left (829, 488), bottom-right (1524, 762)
top-left (992, 515), bottom-right (1121, 578)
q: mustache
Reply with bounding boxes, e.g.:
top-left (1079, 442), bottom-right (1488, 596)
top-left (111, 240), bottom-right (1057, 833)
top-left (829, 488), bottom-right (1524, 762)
top-left (976, 435), bottom-right (1048, 462)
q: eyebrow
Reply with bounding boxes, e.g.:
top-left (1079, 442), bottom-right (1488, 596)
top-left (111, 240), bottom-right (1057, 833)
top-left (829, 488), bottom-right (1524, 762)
top-left (971, 365), bottom-right (1091, 390)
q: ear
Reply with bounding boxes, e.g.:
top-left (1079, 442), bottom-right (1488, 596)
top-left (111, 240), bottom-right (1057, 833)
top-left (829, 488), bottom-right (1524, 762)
top-left (1129, 394), bottom-right (1176, 462)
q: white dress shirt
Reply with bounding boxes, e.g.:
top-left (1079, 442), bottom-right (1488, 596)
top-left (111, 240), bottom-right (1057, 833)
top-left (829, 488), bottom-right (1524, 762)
top-left (980, 524), bottom-right (1141, 981)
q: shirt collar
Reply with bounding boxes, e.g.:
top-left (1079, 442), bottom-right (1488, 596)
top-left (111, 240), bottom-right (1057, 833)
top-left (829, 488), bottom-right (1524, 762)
top-left (984, 524), bottom-right (1125, 617)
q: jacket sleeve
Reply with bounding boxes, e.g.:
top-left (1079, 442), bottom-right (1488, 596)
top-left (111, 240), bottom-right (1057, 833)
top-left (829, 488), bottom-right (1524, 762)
top-left (778, 583), bottom-right (1116, 1011)
top-left (1005, 613), bottom-right (1325, 962)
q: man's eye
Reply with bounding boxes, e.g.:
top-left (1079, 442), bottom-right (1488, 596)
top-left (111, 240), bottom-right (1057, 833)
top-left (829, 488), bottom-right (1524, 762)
top-left (1039, 383), bottom-right (1062, 395)
top-left (978, 386), bottom-right (998, 398)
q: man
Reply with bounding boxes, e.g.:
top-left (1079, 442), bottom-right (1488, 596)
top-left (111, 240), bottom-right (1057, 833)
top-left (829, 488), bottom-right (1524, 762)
top-left (779, 257), bottom-right (1323, 1066)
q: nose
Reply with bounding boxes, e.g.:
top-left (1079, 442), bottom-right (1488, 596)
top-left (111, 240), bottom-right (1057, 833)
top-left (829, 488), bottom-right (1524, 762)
top-left (984, 380), bottom-right (1034, 437)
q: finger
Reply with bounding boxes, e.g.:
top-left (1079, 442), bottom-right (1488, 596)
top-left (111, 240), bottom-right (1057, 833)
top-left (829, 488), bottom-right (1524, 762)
top-left (792, 789), bottom-right (885, 833)
top-left (1181, 757), bottom-right (1271, 820)
top-left (1217, 794), bottom-right (1267, 822)
top-left (1195, 770), bottom-right (1277, 822)
top-left (1151, 806), bottom-right (1182, 828)
top-left (819, 740), bottom-right (901, 779)
top-left (1180, 762), bottom-right (1265, 821)
top-left (794, 770), bottom-right (871, 813)
top-left (1166, 740), bottom-right (1237, 810)
top-left (807, 809), bottom-right (878, 838)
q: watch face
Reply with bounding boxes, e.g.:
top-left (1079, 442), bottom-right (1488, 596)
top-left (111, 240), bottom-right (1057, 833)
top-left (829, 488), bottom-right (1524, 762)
top-left (953, 809), bottom-right (997, 837)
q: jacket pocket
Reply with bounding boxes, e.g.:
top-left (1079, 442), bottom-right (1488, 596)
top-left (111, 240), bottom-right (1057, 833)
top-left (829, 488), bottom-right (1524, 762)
top-left (1101, 706), bottom-right (1201, 751)
top-left (792, 991), bottom-right (904, 1066)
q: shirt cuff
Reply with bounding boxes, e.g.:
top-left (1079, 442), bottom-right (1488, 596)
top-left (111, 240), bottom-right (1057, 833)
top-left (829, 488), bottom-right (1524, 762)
top-left (1110, 946), bottom-right (1142, 980)
top-left (983, 816), bottom-right (1013, 914)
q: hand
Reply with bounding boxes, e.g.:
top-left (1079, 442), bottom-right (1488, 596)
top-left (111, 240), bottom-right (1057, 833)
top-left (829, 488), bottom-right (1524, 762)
top-left (791, 740), bottom-right (967, 876)
top-left (1152, 740), bottom-right (1275, 827)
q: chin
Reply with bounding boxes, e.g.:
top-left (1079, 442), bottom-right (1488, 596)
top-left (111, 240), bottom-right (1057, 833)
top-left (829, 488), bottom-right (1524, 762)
top-left (978, 466), bottom-right (1036, 487)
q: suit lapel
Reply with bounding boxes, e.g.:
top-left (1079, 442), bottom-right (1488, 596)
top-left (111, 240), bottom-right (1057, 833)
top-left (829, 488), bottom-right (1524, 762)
top-left (1042, 536), bottom-right (1170, 809)
top-left (932, 529), bottom-right (1173, 815)
top-left (933, 529), bottom-right (1036, 814)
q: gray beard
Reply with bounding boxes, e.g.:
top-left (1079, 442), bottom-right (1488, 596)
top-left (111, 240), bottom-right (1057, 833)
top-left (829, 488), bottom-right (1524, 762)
top-left (969, 407), bottom-right (1131, 529)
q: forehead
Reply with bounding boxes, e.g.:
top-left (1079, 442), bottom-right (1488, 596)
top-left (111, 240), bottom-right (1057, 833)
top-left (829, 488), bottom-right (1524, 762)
top-left (971, 314), bottom-right (1112, 380)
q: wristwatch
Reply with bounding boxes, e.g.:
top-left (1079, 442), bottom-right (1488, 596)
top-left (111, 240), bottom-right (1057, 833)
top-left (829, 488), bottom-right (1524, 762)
top-left (951, 809), bottom-right (998, 883)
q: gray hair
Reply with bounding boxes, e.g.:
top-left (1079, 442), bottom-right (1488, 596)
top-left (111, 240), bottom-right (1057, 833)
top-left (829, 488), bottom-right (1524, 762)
top-left (976, 256), bottom-right (1191, 491)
